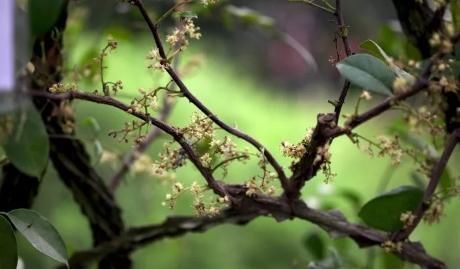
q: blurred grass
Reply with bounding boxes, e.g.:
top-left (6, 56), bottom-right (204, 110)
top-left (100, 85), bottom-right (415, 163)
top-left (26, 34), bottom-right (460, 269)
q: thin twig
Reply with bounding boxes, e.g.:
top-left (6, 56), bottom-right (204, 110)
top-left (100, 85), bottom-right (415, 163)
top-left (332, 0), bottom-right (352, 123)
top-left (31, 90), bottom-right (229, 198)
top-left (131, 0), bottom-right (289, 191)
top-left (392, 128), bottom-right (460, 241)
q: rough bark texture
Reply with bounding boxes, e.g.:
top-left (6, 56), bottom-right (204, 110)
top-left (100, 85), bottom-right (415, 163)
top-left (0, 2), bottom-right (131, 268)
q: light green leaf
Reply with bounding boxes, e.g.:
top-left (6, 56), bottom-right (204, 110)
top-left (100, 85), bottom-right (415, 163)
top-left (0, 215), bottom-right (18, 269)
top-left (7, 209), bottom-right (68, 267)
top-left (336, 54), bottom-right (396, 96)
top-left (360, 39), bottom-right (392, 62)
top-left (1, 104), bottom-right (49, 177)
top-left (360, 39), bottom-right (416, 85)
top-left (358, 186), bottom-right (423, 232)
top-left (29, 0), bottom-right (65, 37)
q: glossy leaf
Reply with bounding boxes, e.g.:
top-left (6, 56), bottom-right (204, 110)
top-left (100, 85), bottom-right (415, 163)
top-left (358, 186), bottom-right (423, 232)
top-left (0, 215), bottom-right (18, 269)
top-left (29, 0), bottom-right (65, 37)
top-left (360, 39), bottom-right (391, 62)
top-left (1, 104), bottom-right (49, 177)
top-left (7, 209), bottom-right (68, 267)
top-left (336, 54), bottom-right (396, 96)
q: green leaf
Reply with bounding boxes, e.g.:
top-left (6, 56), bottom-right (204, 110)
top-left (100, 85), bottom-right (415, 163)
top-left (360, 39), bottom-right (392, 62)
top-left (303, 232), bottom-right (326, 260)
top-left (29, 0), bottom-right (65, 37)
top-left (0, 215), bottom-right (18, 269)
top-left (336, 54), bottom-right (396, 96)
top-left (1, 104), bottom-right (49, 177)
top-left (358, 186), bottom-right (423, 232)
top-left (7, 209), bottom-right (68, 267)
top-left (361, 40), bottom-right (416, 85)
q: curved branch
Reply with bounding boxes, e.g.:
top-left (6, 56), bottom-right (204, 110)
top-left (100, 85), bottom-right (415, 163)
top-left (131, 0), bottom-right (289, 191)
top-left (31, 91), bottom-right (228, 198)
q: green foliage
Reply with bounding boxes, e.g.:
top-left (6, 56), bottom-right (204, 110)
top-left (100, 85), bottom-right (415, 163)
top-left (0, 215), bottom-right (18, 269)
top-left (29, 0), bottom-right (66, 37)
top-left (1, 104), bottom-right (49, 177)
top-left (358, 186), bottom-right (423, 232)
top-left (7, 209), bottom-right (68, 267)
top-left (336, 54), bottom-right (396, 96)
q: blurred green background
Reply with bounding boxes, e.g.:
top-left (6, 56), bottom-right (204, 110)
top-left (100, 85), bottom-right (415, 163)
top-left (18, 1), bottom-right (460, 268)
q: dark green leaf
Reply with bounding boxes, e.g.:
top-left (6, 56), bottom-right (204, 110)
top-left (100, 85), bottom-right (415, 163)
top-left (0, 215), bottom-right (18, 269)
top-left (336, 54), bottom-right (396, 96)
top-left (1, 104), bottom-right (49, 177)
top-left (303, 232), bottom-right (326, 260)
top-left (7, 209), bottom-right (68, 267)
top-left (358, 186), bottom-right (423, 232)
top-left (29, 0), bottom-right (65, 37)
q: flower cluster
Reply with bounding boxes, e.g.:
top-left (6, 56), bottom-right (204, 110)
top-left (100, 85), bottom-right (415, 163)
top-left (146, 48), bottom-right (166, 71)
top-left (49, 82), bottom-right (78, 93)
top-left (108, 120), bottom-right (148, 143)
top-left (166, 17), bottom-right (201, 50)
top-left (381, 240), bottom-right (403, 253)
top-left (400, 211), bottom-right (416, 229)
top-left (280, 129), bottom-right (313, 159)
top-left (423, 198), bottom-right (444, 224)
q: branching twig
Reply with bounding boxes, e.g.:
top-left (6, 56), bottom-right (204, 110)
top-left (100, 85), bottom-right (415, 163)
top-left (131, 0), bottom-right (289, 191)
top-left (31, 91), bottom-right (228, 198)
top-left (392, 129), bottom-right (460, 241)
top-left (332, 0), bottom-right (352, 122)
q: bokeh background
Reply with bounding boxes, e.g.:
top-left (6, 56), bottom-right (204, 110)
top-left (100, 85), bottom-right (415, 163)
top-left (16, 0), bottom-right (460, 268)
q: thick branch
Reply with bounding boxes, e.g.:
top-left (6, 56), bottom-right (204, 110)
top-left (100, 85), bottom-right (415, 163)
top-left (68, 185), bottom-right (446, 269)
top-left (66, 210), bottom-right (257, 268)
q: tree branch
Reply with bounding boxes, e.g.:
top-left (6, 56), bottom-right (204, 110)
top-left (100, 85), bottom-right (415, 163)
top-left (392, 129), bottom-right (460, 241)
top-left (130, 0), bottom-right (289, 191)
top-left (31, 91), bottom-right (229, 198)
top-left (67, 184), bottom-right (447, 269)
